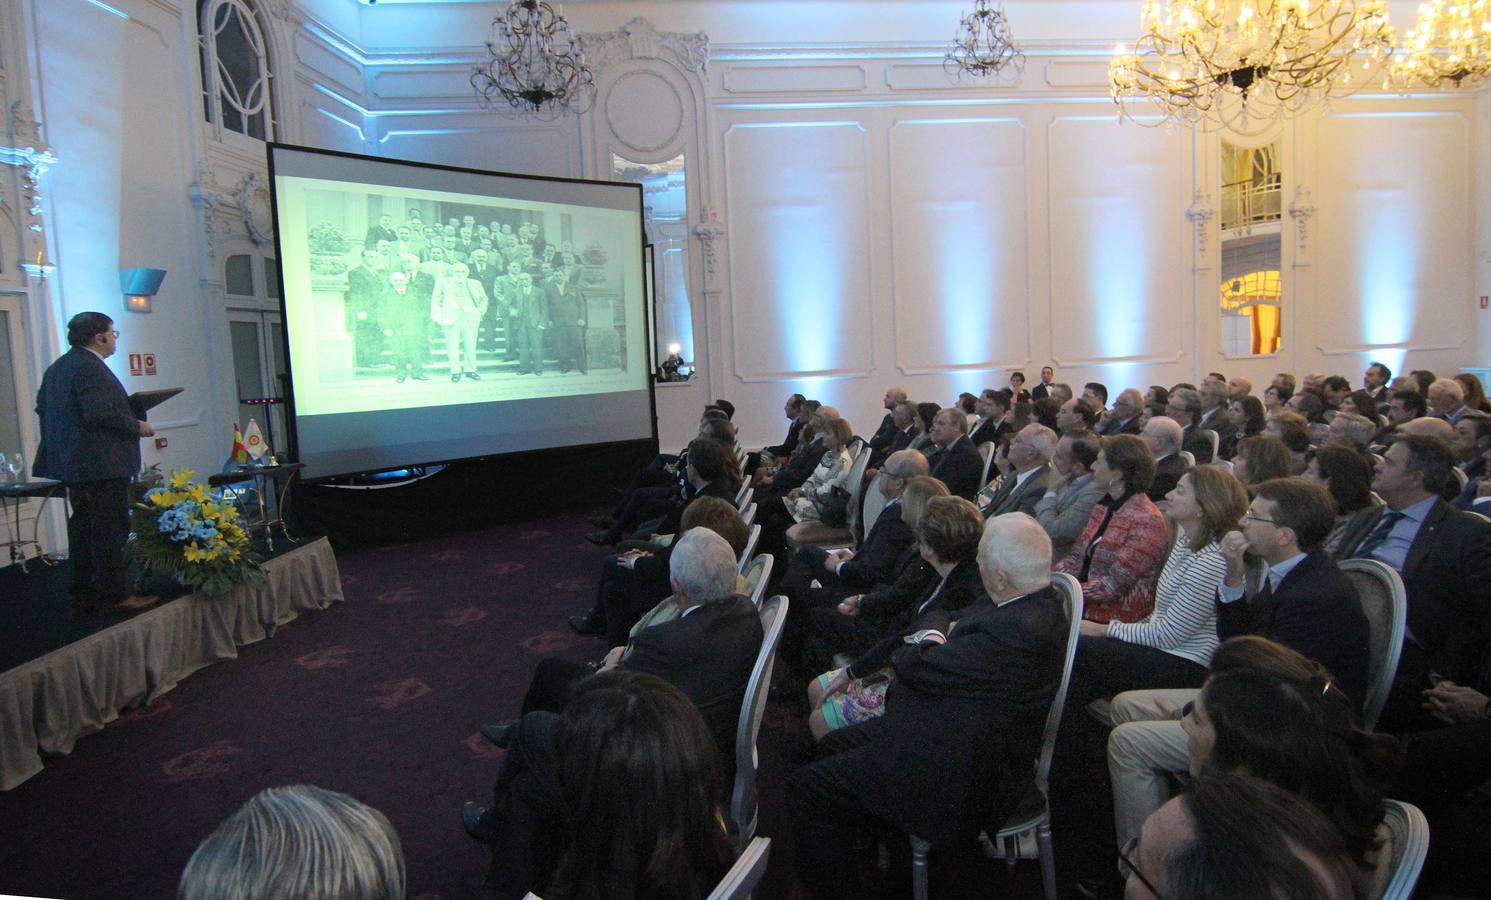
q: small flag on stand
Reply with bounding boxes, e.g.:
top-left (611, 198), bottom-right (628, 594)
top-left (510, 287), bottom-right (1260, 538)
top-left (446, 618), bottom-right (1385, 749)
top-left (229, 424), bottom-right (249, 466)
top-left (243, 418), bottom-right (268, 461)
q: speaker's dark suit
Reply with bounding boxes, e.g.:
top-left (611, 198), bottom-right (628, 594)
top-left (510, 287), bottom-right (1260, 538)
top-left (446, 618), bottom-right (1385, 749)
top-left (790, 587), bottom-right (1067, 899)
top-left (1215, 551), bottom-right (1370, 708)
top-left (928, 435), bottom-right (984, 501)
top-left (1336, 499), bottom-right (1491, 728)
top-left (33, 346), bottom-right (142, 601)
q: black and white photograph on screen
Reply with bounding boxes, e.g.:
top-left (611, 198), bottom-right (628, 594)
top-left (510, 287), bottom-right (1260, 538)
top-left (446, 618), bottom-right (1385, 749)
top-left (301, 189), bottom-right (630, 388)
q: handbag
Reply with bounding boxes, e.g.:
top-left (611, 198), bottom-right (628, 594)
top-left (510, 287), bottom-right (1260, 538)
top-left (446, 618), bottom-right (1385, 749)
top-left (819, 484), bottom-right (852, 528)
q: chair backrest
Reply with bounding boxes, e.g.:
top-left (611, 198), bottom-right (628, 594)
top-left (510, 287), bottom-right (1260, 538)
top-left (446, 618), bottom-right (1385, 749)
top-left (706, 836), bottom-right (772, 900)
top-left (743, 554), bottom-right (774, 609)
top-left (841, 442), bottom-right (874, 542)
top-left (1033, 573), bottom-right (1085, 790)
top-left (740, 502), bottom-right (757, 529)
top-left (736, 487), bottom-right (754, 514)
top-left (1179, 450), bottom-right (1196, 467)
top-left (734, 480), bottom-right (751, 506)
top-left (1467, 509), bottom-right (1491, 524)
top-left (1213, 457), bottom-right (1233, 475)
top-left (1337, 558), bottom-right (1406, 731)
top-left (975, 440), bottom-right (995, 484)
top-left (1200, 428), bottom-right (1220, 461)
top-left (1451, 466), bottom-right (1469, 491)
top-left (1374, 800), bottom-right (1429, 900)
top-left (731, 596), bottom-right (788, 853)
top-left (738, 524), bottom-right (761, 572)
top-left (860, 473), bottom-right (888, 536)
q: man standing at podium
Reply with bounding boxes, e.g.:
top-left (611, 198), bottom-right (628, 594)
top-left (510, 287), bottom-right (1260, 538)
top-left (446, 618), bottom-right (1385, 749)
top-left (33, 312), bottom-right (157, 610)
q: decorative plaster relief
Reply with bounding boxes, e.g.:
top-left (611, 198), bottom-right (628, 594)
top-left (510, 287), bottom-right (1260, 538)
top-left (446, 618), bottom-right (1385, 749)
top-left (605, 70), bottom-right (685, 155)
top-left (583, 17), bottom-right (708, 75)
top-left (1288, 185), bottom-right (1315, 259)
top-left (1187, 190), bottom-right (1215, 263)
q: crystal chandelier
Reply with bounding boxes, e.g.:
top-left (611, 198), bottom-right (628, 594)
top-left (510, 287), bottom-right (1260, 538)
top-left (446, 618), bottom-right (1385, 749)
top-left (946, 0), bottom-right (1026, 79)
top-left (1109, 0), bottom-right (1395, 128)
top-left (471, 0), bottom-right (596, 117)
top-left (1389, 0), bottom-right (1491, 89)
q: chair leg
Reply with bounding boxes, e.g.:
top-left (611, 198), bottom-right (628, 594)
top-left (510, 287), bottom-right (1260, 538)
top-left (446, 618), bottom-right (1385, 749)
top-left (910, 835), bottom-right (931, 900)
top-left (1003, 835), bottom-right (1018, 871)
top-left (1036, 823), bottom-right (1058, 900)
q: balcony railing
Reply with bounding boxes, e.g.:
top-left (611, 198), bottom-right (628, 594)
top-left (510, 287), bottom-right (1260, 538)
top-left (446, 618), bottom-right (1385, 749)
top-left (1220, 174), bottom-right (1282, 232)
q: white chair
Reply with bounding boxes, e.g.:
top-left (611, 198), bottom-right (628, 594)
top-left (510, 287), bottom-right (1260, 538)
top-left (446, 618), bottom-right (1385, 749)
top-left (736, 487), bottom-right (754, 514)
top-left (1467, 509), bottom-right (1491, 524)
top-left (978, 441), bottom-right (997, 486)
top-left (729, 595), bottom-right (789, 853)
top-left (738, 524), bottom-right (761, 573)
top-left (1179, 450), bottom-right (1196, 467)
top-left (783, 441), bottom-right (872, 552)
top-left (1338, 558), bottom-right (1406, 732)
top-left (1451, 466), bottom-right (1469, 491)
top-left (740, 501), bottom-right (757, 529)
top-left (860, 473), bottom-right (888, 537)
top-left (734, 480), bottom-right (751, 507)
top-left (910, 573), bottom-right (1085, 900)
top-left (1213, 458), bottom-right (1234, 475)
top-left (742, 553), bottom-right (774, 609)
top-left (1372, 800), bottom-right (1429, 900)
top-left (706, 836), bottom-right (772, 900)
top-left (1199, 428), bottom-right (1220, 462)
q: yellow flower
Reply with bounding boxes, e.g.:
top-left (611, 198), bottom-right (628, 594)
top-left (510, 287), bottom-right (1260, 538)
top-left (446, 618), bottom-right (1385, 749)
top-left (169, 469), bottom-right (197, 490)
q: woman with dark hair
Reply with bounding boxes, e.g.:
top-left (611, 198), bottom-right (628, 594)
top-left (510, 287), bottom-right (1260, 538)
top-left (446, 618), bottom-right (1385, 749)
top-left (1303, 446), bottom-right (1376, 557)
top-left (1184, 655), bottom-right (1402, 892)
top-left (1053, 435), bottom-right (1169, 623)
top-left (1219, 395), bottom-right (1266, 460)
top-left (806, 495), bottom-right (986, 738)
top-left (1266, 412), bottom-right (1313, 473)
top-left (908, 401), bottom-right (942, 452)
top-left (1032, 396), bottom-right (1062, 433)
top-left (1235, 432), bottom-right (1294, 491)
top-left (1454, 372), bottom-right (1491, 413)
top-left (548, 671), bottom-right (735, 900)
top-left (1342, 389), bottom-right (1382, 423)
top-left (1263, 383), bottom-right (1291, 416)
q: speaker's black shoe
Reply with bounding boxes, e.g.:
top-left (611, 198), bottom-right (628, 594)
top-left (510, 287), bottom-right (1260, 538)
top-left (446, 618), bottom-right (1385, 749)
top-left (462, 802), bottom-right (495, 842)
top-left (480, 723), bottom-right (515, 748)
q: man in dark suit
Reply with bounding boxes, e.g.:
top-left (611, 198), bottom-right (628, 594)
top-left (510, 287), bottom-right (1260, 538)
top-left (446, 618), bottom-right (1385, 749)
top-left (346, 250), bottom-right (387, 369)
top-left (785, 449), bottom-right (927, 603)
top-left (1141, 417), bottom-right (1190, 503)
top-left (1031, 366), bottom-right (1056, 401)
top-left (926, 407), bottom-right (983, 500)
top-left (383, 270), bottom-right (430, 383)
top-left (465, 527), bottom-right (763, 896)
top-left (1196, 379), bottom-right (1237, 456)
top-left (790, 514), bottom-right (1068, 900)
top-left (1216, 478), bottom-right (1370, 706)
top-left (364, 213), bottom-right (397, 250)
top-left (866, 387), bottom-right (908, 461)
top-left (33, 312), bottom-right (156, 610)
top-left (543, 268), bottom-right (587, 374)
top-left (1335, 434), bottom-right (1491, 731)
top-left (1164, 386), bottom-right (1214, 464)
top-left (510, 272), bottom-right (547, 375)
top-left (969, 389), bottom-right (1012, 447)
top-left (978, 424), bottom-right (1055, 519)
top-left (1099, 388), bottom-right (1144, 436)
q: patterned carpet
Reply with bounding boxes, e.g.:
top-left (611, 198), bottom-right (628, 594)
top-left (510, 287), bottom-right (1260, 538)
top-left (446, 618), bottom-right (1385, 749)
top-left (0, 510), bottom-right (1036, 899)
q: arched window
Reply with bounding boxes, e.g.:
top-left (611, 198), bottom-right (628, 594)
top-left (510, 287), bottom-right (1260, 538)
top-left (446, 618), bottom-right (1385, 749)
top-left (198, 0), bottom-right (276, 141)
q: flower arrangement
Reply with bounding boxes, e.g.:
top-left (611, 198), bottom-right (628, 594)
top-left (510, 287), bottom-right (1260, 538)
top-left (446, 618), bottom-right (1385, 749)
top-left (131, 469), bottom-right (265, 595)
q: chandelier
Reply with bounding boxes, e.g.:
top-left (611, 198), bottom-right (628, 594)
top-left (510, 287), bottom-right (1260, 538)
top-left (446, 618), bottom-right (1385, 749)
top-left (471, 0), bottom-right (596, 117)
top-left (946, 0), bottom-right (1026, 79)
top-left (1389, 0), bottom-right (1491, 89)
top-left (1109, 0), bottom-right (1395, 127)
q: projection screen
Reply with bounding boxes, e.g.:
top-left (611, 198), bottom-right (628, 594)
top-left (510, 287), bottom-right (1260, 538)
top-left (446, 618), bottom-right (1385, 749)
top-left (268, 145), bottom-right (655, 480)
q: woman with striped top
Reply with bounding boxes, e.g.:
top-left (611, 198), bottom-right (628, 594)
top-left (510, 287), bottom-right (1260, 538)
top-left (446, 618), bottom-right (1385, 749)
top-left (1066, 465), bottom-right (1250, 706)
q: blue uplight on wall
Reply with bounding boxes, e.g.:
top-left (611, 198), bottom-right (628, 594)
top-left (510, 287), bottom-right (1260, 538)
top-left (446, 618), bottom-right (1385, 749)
top-left (936, 200), bottom-right (996, 368)
top-left (772, 208), bottom-right (842, 374)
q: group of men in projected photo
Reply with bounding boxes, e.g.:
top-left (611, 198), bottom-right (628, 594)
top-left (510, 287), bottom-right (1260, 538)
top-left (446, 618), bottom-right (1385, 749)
top-left (344, 209), bottom-right (593, 383)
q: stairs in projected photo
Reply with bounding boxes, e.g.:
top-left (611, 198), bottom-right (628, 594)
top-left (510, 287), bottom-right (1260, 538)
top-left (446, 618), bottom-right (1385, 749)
top-left (353, 322), bottom-right (588, 379)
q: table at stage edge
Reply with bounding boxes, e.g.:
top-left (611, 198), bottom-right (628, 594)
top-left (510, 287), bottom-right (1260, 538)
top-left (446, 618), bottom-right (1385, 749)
top-left (208, 463), bottom-right (306, 551)
top-left (0, 478), bottom-right (63, 573)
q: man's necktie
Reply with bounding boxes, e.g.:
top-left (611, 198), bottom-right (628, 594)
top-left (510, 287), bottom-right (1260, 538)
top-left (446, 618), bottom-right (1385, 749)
top-left (1354, 509), bottom-right (1405, 559)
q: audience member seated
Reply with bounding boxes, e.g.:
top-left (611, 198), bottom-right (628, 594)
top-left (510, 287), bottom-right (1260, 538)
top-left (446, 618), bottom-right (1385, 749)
top-left (1049, 381), bottom-right (1075, 404)
top-left (1123, 775), bottom-right (1361, 900)
top-left (1034, 431), bottom-right (1105, 562)
top-left (1362, 361), bottom-right (1391, 404)
top-left (1139, 417), bottom-right (1188, 503)
top-left (1056, 396), bottom-right (1101, 436)
top-left (923, 407), bottom-right (983, 501)
top-left (588, 436), bottom-right (739, 547)
top-left (467, 529), bottom-right (761, 897)
top-left (1452, 410), bottom-right (1491, 481)
top-left (543, 672), bottom-right (735, 900)
top-left (570, 496), bottom-right (747, 645)
top-left (789, 514), bottom-right (1067, 900)
top-left (1272, 371), bottom-right (1298, 397)
top-left (781, 417), bottom-right (855, 527)
top-left (1218, 394), bottom-right (1264, 461)
top-left (969, 388), bottom-right (1012, 446)
top-left (1195, 380), bottom-right (1234, 456)
top-left (804, 496), bottom-right (988, 740)
top-left (1098, 388), bottom-right (1143, 436)
top-left (758, 406), bottom-right (837, 498)
top-left (1032, 396), bottom-right (1062, 433)
top-left (1263, 415), bottom-right (1311, 474)
top-left (1340, 389), bottom-right (1381, 423)
top-left (1262, 383), bottom-right (1290, 416)
top-left (1302, 446), bottom-right (1377, 558)
top-left (793, 476), bottom-right (945, 676)
top-left (1164, 386), bottom-right (1213, 463)
top-left (750, 392), bottom-right (806, 475)
top-left (1322, 410), bottom-right (1376, 455)
top-left (178, 785), bottom-right (405, 900)
top-left (1427, 377), bottom-right (1470, 424)
top-left (1082, 381), bottom-right (1109, 413)
top-left (1104, 638), bottom-right (1399, 898)
top-left (1054, 434), bottom-right (1168, 624)
top-left (1411, 368), bottom-right (1437, 397)
top-left (867, 400), bottom-right (917, 474)
top-left (1225, 375), bottom-right (1252, 401)
top-left (1334, 434), bottom-right (1491, 732)
top-left (907, 401), bottom-right (941, 453)
top-left (1321, 375), bottom-right (1352, 412)
top-left (866, 386), bottom-right (909, 468)
top-left (591, 417), bottom-right (736, 544)
top-left (1454, 371), bottom-right (1491, 413)
top-left (976, 423), bottom-right (1055, 518)
top-left (782, 449), bottom-right (926, 605)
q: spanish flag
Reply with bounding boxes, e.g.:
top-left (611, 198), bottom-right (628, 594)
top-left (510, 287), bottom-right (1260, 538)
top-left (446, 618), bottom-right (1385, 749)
top-left (230, 424), bottom-right (249, 465)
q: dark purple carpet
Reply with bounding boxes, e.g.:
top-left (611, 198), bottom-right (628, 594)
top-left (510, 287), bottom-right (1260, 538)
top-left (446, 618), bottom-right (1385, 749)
top-left (0, 511), bottom-right (1039, 899)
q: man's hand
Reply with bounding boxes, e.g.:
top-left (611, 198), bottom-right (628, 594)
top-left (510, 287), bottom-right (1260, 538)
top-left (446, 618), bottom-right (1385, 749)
top-left (824, 549), bottom-right (854, 572)
top-left (599, 646), bottom-right (625, 671)
top-left (788, 488), bottom-right (803, 500)
top-left (837, 594), bottom-right (863, 617)
top-left (822, 668), bottom-right (851, 697)
top-left (138, 421), bottom-right (155, 438)
top-left (1422, 680), bottom-right (1491, 724)
top-left (1219, 529), bottom-right (1249, 586)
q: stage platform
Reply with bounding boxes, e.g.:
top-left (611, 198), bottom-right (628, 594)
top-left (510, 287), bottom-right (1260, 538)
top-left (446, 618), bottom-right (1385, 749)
top-left (0, 537), bottom-right (343, 790)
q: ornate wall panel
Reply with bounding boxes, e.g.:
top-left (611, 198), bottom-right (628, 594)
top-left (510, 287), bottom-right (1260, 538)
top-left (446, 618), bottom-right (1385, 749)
top-left (722, 119), bottom-right (873, 381)
top-left (888, 117), bottom-right (1030, 375)
top-left (1046, 115), bottom-right (1189, 369)
top-left (1313, 109), bottom-right (1471, 358)
top-left (375, 122), bottom-right (576, 178)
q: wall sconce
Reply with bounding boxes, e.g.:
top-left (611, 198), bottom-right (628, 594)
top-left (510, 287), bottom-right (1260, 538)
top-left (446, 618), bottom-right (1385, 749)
top-left (120, 267), bottom-right (166, 313)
